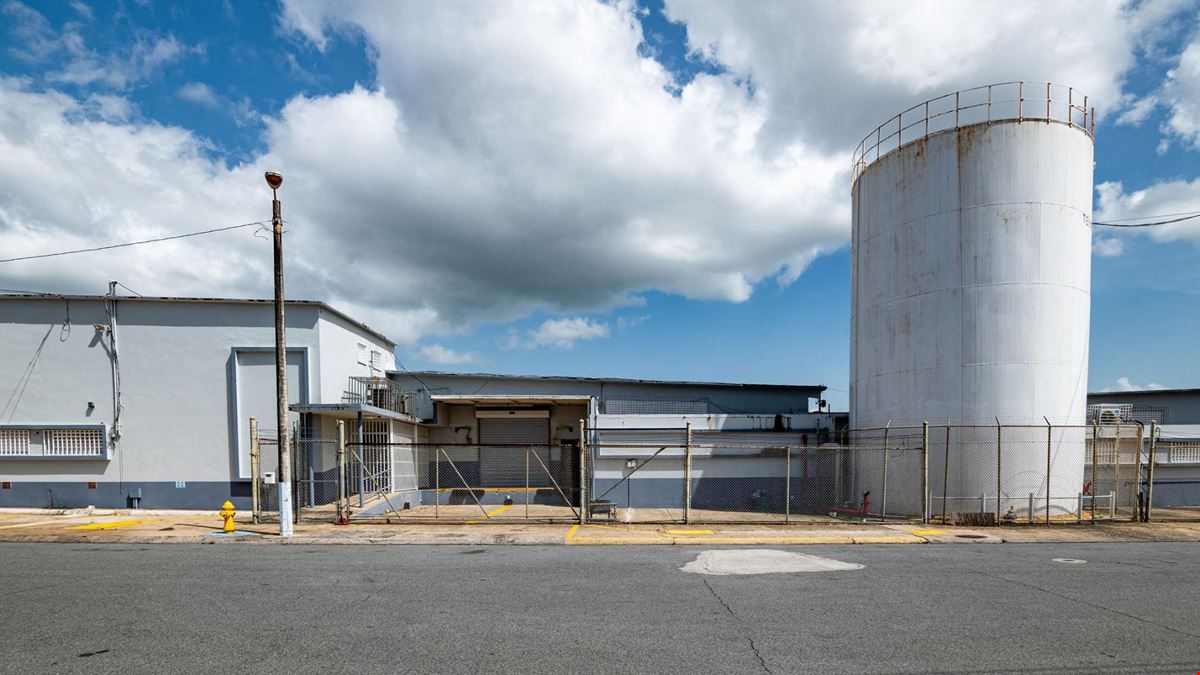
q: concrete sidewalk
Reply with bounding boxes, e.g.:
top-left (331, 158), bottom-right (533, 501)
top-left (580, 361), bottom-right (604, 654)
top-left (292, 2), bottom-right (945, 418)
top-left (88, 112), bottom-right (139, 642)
top-left (2, 508), bottom-right (1198, 546)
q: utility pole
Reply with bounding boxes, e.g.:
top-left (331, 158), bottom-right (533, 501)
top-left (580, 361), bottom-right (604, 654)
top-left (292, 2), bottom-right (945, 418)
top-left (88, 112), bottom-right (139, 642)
top-left (266, 171), bottom-right (293, 537)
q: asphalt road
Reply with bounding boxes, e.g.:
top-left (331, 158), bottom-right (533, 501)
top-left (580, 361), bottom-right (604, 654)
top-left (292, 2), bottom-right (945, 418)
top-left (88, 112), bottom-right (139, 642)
top-left (1, 542), bottom-right (1198, 674)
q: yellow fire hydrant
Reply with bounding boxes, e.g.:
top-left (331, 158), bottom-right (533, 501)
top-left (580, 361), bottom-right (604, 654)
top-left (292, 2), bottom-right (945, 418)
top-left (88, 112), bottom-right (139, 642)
top-left (219, 500), bottom-right (237, 534)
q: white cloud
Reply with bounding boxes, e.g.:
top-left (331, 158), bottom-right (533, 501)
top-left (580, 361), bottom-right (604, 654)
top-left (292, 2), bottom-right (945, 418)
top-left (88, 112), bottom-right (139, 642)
top-left (178, 82), bottom-right (220, 108)
top-left (3, 1), bottom-right (58, 63)
top-left (525, 318), bottom-right (610, 349)
top-left (1092, 236), bottom-right (1125, 257)
top-left (415, 344), bottom-right (477, 365)
top-left (69, 1), bottom-right (92, 21)
top-left (178, 82), bottom-right (259, 126)
top-left (0, 1), bottom-right (1191, 347)
top-left (615, 315), bottom-right (649, 331)
top-left (1096, 179), bottom-right (1200, 244)
top-left (663, 0), bottom-right (1182, 150)
top-left (1107, 376), bottom-right (1168, 392)
top-left (1114, 94), bottom-right (1159, 126)
top-left (50, 33), bottom-right (200, 89)
top-left (0, 77), bottom-right (267, 301)
top-left (1161, 38), bottom-right (1200, 147)
top-left (2, 3), bottom-right (201, 90)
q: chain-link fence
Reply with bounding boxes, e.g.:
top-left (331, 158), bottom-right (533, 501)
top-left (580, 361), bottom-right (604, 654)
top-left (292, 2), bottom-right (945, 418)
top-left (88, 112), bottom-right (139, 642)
top-left (341, 442), bottom-right (581, 523)
top-left (1144, 426), bottom-right (1200, 522)
top-left (251, 416), bottom-right (1197, 525)
top-left (583, 422), bottom-right (1155, 526)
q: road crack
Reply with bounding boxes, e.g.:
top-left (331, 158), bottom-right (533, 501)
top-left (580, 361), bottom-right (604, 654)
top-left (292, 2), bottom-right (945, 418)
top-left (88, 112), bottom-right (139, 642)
top-left (703, 578), bottom-right (772, 674)
top-left (976, 570), bottom-right (1200, 642)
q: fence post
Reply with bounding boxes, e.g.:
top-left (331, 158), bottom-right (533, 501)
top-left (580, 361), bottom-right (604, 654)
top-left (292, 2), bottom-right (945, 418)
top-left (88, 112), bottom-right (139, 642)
top-left (881, 422), bottom-right (890, 518)
top-left (995, 418), bottom-right (1002, 526)
top-left (291, 422), bottom-right (300, 525)
top-left (1044, 418), bottom-right (1052, 525)
top-left (1135, 422), bottom-right (1145, 521)
top-left (249, 417), bottom-right (260, 525)
top-left (1114, 420), bottom-right (1122, 516)
top-left (802, 436), bottom-right (810, 513)
top-left (942, 424), bottom-right (950, 525)
top-left (579, 418), bottom-right (588, 525)
top-left (1077, 493), bottom-right (1083, 524)
top-left (356, 412), bottom-right (365, 508)
top-left (335, 420), bottom-right (347, 524)
top-left (684, 421), bottom-right (692, 524)
top-left (1109, 491), bottom-right (1116, 520)
top-left (785, 445), bottom-right (792, 525)
top-left (434, 446), bottom-right (440, 520)
top-left (921, 421), bottom-right (929, 524)
top-left (525, 446), bottom-right (530, 520)
top-left (1028, 493), bottom-right (1034, 524)
top-left (1091, 421), bottom-right (1098, 523)
top-left (1146, 421), bottom-right (1157, 522)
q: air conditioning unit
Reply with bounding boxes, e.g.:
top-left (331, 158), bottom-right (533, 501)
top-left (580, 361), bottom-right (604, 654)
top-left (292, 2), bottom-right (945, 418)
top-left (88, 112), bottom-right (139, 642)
top-left (1087, 404), bottom-right (1131, 424)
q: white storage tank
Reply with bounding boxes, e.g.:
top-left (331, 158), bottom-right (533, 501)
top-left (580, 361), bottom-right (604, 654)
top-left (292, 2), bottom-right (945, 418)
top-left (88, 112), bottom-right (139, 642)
top-left (850, 83), bottom-right (1094, 516)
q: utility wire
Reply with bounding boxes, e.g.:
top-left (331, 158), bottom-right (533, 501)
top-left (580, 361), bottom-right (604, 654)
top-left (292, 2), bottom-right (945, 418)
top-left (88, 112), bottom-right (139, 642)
top-left (1093, 212), bottom-right (1200, 228)
top-left (112, 281), bottom-right (144, 297)
top-left (0, 220), bottom-right (273, 264)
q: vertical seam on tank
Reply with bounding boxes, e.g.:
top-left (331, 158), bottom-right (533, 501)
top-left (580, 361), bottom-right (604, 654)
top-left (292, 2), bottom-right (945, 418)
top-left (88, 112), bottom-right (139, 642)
top-left (851, 178), bottom-right (859, 425)
top-left (957, 129), bottom-right (966, 426)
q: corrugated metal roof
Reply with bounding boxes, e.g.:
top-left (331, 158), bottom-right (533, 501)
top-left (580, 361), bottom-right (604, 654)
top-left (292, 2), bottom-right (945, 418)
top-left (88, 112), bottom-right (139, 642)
top-left (393, 370), bottom-right (825, 392)
top-left (0, 292), bottom-right (394, 346)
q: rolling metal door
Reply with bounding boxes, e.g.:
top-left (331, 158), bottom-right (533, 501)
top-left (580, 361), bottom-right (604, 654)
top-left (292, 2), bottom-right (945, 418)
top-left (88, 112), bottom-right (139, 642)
top-left (478, 416), bottom-right (549, 486)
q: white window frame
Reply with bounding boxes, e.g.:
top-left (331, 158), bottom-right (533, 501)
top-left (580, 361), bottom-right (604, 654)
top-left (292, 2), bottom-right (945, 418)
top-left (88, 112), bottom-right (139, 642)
top-left (0, 425), bottom-right (109, 460)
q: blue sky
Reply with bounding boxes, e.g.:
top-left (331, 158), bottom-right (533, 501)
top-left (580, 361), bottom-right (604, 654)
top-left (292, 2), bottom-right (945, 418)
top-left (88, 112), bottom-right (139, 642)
top-left (2, 0), bottom-right (1200, 410)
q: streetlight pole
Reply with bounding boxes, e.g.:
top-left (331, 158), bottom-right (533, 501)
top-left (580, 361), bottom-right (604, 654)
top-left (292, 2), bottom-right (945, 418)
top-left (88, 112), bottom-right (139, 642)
top-left (266, 171), bottom-right (293, 537)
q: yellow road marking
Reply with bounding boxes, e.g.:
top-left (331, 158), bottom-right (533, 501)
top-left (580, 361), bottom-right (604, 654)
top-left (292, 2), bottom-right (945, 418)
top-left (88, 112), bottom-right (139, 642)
top-left (566, 524), bottom-right (579, 542)
top-left (851, 535), bottom-right (925, 544)
top-left (579, 522), bottom-right (643, 532)
top-left (465, 503), bottom-right (515, 524)
top-left (67, 519), bottom-right (150, 531)
top-left (0, 519), bottom-right (85, 530)
top-left (666, 529), bottom-right (715, 535)
top-left (910, 529), bottom-right (946, 535)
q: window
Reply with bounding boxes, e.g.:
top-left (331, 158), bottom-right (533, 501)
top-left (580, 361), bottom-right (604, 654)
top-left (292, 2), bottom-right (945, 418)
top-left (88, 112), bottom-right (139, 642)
top-left (0, 426), bottom-right (108, 459)
top-left (45, 428), bottom-right (105, 456)
top-left (0, 429), bottom-right (30, 456)
top-left (356, 343), bottom-right (368, 366)
top-left (370, 350), bottom-right (382, 372)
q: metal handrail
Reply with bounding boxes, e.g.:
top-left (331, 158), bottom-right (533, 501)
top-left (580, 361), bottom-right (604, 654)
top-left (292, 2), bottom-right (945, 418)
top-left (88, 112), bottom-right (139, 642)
top-left (852, 81), bottom-right (1095, 184)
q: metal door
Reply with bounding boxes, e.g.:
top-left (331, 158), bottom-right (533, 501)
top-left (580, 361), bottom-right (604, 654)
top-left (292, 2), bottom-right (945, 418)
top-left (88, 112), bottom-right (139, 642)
top-left (478, 416), bottom-right (549, 486)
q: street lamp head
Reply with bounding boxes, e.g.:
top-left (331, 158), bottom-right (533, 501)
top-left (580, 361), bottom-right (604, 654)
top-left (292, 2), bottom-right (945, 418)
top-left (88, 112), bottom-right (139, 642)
top-left (264, 171), bottom-right (283, 190)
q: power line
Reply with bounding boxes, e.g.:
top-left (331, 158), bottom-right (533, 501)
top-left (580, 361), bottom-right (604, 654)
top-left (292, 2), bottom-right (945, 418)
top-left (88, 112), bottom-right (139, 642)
top-left (0, 220), bottom-right (273, 265)
top-left (1093, 212), bottom-right (1200, 228)
top-left (112, 281), bottom-right (144, 297)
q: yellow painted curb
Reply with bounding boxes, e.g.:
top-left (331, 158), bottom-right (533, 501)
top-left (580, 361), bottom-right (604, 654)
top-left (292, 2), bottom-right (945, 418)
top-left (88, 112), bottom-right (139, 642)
top-left (67, 519), bottom-right (150, 531)
top-left (851, 535), bottom-right (925, 544)
top-left (0, 519), bottom-right (84, 530)
top-left (665, 529), bottom-right (715, 535)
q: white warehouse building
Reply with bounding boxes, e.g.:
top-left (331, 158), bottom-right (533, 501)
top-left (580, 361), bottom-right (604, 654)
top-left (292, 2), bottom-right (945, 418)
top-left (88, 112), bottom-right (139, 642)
top-left (0, 293), bottom-right (396, 509)
top-left (0, 292), bottom-right (841, 513)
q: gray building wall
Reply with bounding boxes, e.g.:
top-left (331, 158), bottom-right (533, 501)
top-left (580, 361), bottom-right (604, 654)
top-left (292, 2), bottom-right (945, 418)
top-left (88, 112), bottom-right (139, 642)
top-left (393, 372), bottom-right (825, 416)
top-left (0, 296), bottom-right (394, 509)
top-left (1087, 389), bottom-right (1200, 508)
top-left (1088, 390), bottom-right (1200, 424)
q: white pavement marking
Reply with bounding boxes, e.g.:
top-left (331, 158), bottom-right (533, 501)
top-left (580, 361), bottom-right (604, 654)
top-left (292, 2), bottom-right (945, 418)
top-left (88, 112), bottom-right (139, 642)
top-left (680, 549), bottom-right (864, 576)
top-left (1052, 558), bottom-right (1087, 564)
